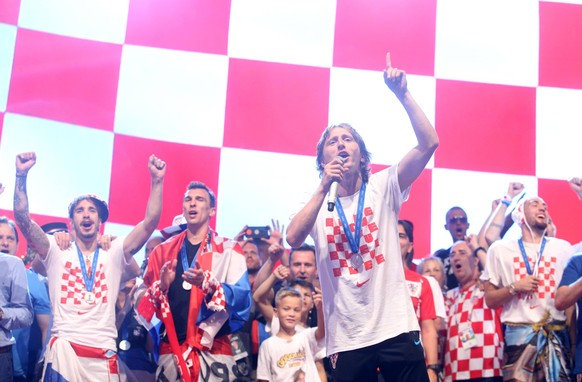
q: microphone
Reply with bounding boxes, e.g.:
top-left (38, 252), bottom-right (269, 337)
top-left (327, 156), bottom-right (344, 212)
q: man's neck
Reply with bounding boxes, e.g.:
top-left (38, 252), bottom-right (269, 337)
top-left (276, 325), bottom-right (296, 340)
top-left (187, 223), bottom-right (208, 244)
top-left (338, 173), bottom-right (363, 197)
top-left (459, 277), bottom-right (478, 291)
top-left (76, 237), bottom-right (98, 253)
top-left (521, 227), bottom-right (545, 244)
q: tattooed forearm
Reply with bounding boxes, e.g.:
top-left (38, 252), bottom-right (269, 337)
top-left (13, 175), bottom-right (50, 257)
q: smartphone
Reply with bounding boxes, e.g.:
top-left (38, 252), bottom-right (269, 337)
top-left (244, 226), bottom-right (270, 240)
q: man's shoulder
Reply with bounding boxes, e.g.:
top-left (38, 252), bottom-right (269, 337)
top-left (564, 253), bottom-right (582, 270)
top-left (488, 238), bottom-right (518, 252)
top-left (404, 268), bottom-right (422, 282)
top-left (547, 237), bottom-right (573, 251)
top-left (0, 252), bottom-right (23, 267)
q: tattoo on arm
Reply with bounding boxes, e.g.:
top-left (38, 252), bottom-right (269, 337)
top-left (14, 176), bottom-right (49, 255)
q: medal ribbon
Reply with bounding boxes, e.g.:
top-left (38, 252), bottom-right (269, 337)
top-left (76, 244), bottom-right (99, 292)
top-left (180, 230), bottom-right (210, 275)
top-left (335, 182), bottom-right (367, 256)
top-left (518, 236), bottom-right (546, 276)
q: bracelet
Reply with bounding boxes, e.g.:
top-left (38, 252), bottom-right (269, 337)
top-left (15, 174), bottom-right (27, 178)
top-left (427, 364), bottom-right (441, 373)
top-left (474, 247), bottom-right (486, 256)
top-left (508, 283), bottom-right (517, 295)
top-left (501, 194), bottom-right (512, 206)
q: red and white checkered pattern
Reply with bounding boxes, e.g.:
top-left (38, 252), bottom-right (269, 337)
top-left (2, 1), bottom-right (582, 267)
top-left (202, 269), bottom-right (226, 311)
top-left (325, 208), bottom-right (384, 278)
top-left (512, 255), bottom-right (558, 299)
top-left (444, 286), bottom-right (503, 381)
top-left (60, 262), bottom-right (107, 305)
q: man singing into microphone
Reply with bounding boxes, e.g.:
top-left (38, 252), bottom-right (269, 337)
top-left (286, 53), bottom-right (439, 382)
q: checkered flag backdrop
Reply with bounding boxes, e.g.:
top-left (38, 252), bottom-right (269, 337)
top-left (2, 0), bottom-right (582, 265)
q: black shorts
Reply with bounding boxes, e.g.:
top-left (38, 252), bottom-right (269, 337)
top-left (329, 331), bottom-right (429, 382)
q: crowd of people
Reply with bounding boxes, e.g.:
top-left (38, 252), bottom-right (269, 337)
top-left (2, 52), bottom-right (582, 382)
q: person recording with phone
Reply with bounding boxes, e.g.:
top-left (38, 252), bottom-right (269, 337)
top-left (286, 52), bottom-right (439, 382)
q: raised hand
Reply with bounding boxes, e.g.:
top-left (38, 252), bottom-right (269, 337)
top-left (273, 265), bottom-right (290, 281)
top-left (312, 287), bottom-right (323, 310)
top-left (263, 219), bottom-right (285, 246)
top-left (54, 231), bottom-right (73, 251)
top-left (97, 233), bottom-right (117, 251)
top-left (233, 225), bottom-right (249, 242)
top-left (16, 152), bottom-right (37, 176)
top-left (383, 52), bottom-right (407, 97)
top-left (160, 259), bottom-right (177, 292)
top-left (148, 155), bottom-right (166, 180)
top-left (183, 262), bottom-right (205, 289)
top-left (507, 182), bottom-right (525, 199)
top-left (268, 242), bottom-right (285, 262)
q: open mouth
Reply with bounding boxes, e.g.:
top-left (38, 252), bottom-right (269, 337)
top-left (0, 249), bottom-right (9, 254)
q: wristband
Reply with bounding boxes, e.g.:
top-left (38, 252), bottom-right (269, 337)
top-left (501, 194), bottom-right (512, 206)
top-left (474, 247), bottom-right (486, 256)
top-left (427, 364), bottom-right (441, 373)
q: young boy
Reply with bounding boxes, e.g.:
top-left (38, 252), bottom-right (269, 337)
top-left (257, 287), bottom-right (325, 382)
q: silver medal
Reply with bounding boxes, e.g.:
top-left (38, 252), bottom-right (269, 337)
top-left (182, 280), bottom-right (192, 290)
top-left (350, 253), bottom-right (363, 269)
top-left (84, 291), bottom-right (95, 303)
top-left (119, 340), bottom-right (131, 351)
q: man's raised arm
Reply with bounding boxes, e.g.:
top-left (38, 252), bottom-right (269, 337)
top-left (123, 155), bottom-right (165, 260)
top-left (384, 53), bottom-right (439, 192)
top-left (13, 152), bottom-right (50, 258)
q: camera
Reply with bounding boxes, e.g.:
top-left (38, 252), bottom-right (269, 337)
top-left (244, 226), bottom-right (270, 240)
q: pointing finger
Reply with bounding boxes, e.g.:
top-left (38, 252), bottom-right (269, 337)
top-left (386, 52), bottom-right (391, 69)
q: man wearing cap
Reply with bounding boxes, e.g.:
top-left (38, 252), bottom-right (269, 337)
top-left (0, 215), bottom-right (33, 382)
top-left (482, 196), bottom-right (574, 382)
top-left (13, 151), bottom-right (166, 381)
top-left (138, 181), bottom-right (252, 382)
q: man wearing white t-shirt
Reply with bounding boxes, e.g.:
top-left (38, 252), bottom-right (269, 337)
top-left (286, 53), bottom-right (439, 382)
top-left (13, 151), bottom-right (166, 381)
top-left (482, 196), bottom-right (574, 382)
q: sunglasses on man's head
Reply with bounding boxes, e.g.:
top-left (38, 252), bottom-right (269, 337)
top-left (448, 217), bottom-right (467, 224)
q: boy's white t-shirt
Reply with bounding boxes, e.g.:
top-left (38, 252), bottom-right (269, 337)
top-left (41, 235), bottom-right (128, 350)
top-left (257, 327), bottom-right (324, 382)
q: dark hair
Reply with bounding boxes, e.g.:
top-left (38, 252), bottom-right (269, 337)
top-left (68, 195), bottom-right (109, 223)
top-left (398, 219), bottom-right (414, 243)
top-left (315, 123), bottom-right (371, 184)
top-left (0, 216), bottom-right (18, 243)
top-left (289, 244), bottom-right (316, 263)
top-left (398, 219), bottom-right (415, 265)
top-left (288, 279), bottom-right (315, 293)
top-left (186, 181), bottom-right (216, 208)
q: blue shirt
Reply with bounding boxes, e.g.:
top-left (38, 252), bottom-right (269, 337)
top-left (559, 253), bottom-right (582, 374)
top-left (0, 253), bottom-right (33, 346)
